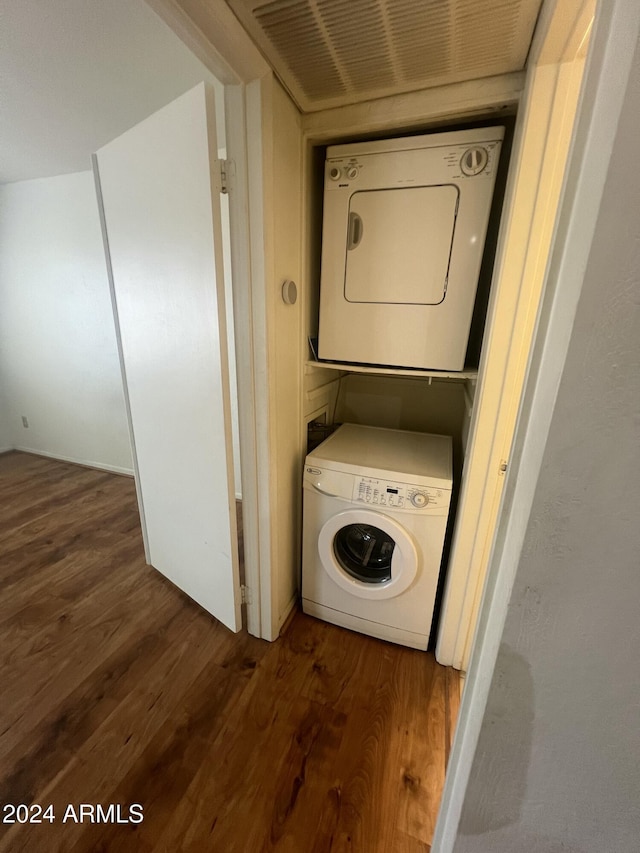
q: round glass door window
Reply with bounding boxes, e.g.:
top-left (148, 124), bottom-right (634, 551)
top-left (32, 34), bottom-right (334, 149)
top-left (333, 524), bottom-right (395, 584)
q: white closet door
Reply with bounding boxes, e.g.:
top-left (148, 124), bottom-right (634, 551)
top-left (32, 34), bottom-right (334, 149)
top-left (94, 83), bottom-right (241, 632)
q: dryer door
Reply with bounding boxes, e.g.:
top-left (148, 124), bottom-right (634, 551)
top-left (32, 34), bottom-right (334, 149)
top-left (318, 509), bottom-right (418, 600)
top-left (345, 185), bottom-right (459, 305)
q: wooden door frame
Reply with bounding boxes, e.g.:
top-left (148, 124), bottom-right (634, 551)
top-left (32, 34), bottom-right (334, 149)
top-left (435, 0), bottom-right (596, 671)
top-left (223, 82), bottom-right (269, 638)
top-left (433, 0), bottom-right (640, 847)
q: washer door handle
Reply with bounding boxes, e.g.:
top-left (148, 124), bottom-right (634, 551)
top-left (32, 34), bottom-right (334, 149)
top-left (311, 481), bottom-right (340, 498)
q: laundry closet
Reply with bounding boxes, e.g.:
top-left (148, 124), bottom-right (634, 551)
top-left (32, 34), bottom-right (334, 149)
top-left (243, 0), bottom-right (596, 668)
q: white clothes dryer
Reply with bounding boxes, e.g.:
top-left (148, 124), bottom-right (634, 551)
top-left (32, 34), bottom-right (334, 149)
top-left (302, 424), bottom-right (453, 650)
top-left (318, 126), bottom-right (504, 370)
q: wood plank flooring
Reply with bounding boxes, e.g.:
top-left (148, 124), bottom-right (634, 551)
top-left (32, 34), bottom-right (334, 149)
top-left (0, 451), bottom-right (460, 852)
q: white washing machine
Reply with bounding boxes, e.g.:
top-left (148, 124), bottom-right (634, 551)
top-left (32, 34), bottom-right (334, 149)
top-left (318, 126), bottom-right (504, 370)
top-left (302, 424), bottom-right (453, 650)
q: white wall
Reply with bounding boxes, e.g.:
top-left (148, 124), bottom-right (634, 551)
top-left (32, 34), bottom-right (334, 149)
top-left (0, 171), bottom-right (133, 473)
top-left (1, 0), bottom-right (226, 183)
top-left (335, 374), bottom-right (467, 450)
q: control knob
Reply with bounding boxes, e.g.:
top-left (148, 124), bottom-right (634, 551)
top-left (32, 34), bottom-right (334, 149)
top-left (461, 146), bottom-right (488, 176)
top-left (411, 491), bottom-right (429, 508)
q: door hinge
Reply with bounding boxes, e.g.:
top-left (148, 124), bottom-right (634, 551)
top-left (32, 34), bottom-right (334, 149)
top-left (499, 459), bottom-right (508, 475)
top-left (240, 584), bottom-right (252, 605)
top-left (219, 158), bottom-right (234, 194)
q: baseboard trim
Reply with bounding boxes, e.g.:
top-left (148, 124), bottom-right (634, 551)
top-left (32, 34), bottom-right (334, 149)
top-left (11, 446), bottom-right (135, 477)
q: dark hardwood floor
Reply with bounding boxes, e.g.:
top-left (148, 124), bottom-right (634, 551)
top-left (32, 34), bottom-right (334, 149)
top-left (0, 451), bottom-right (460, 852)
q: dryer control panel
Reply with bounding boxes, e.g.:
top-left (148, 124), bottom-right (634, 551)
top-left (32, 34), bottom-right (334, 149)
top-left (353, 476), bottom-right (449, 510)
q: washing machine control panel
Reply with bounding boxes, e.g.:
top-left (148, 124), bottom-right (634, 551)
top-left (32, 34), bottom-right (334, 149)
top-left (353, 476), bottom-right (448, 509)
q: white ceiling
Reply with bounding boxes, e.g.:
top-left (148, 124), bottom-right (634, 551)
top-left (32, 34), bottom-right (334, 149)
top-left (0, 0), bottom-right (225, 184)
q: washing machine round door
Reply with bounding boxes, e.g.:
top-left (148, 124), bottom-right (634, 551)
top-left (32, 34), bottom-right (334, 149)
top-left (318, 509), bottom-right (418, 600)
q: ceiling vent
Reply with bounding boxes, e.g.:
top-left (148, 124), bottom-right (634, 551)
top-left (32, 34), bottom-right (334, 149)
top-left (225, 0), bottom-right (543, 112)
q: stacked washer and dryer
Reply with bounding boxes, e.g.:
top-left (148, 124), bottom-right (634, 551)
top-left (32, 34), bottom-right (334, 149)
top-left (302, 126), bottom-right (503, 648)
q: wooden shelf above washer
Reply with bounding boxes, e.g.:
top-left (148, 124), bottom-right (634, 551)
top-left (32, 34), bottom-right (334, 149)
top-left (305, 360), bottom-right (478, 381)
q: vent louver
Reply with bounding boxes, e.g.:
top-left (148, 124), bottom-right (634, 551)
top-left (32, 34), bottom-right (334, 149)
top-left (225, 0), bottom-right (542, 111)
